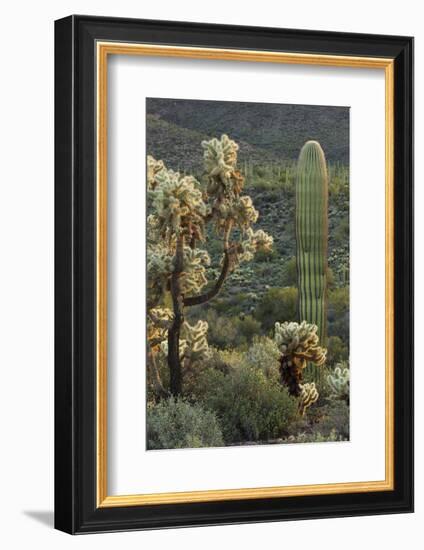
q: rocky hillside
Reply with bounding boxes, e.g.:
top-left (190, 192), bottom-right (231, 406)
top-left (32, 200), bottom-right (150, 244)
top-left (146, 97), bottom-right (349, 166)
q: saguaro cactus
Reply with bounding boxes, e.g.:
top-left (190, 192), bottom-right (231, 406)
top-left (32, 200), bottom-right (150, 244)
top-left (295, 140), bottom-right (329, 384)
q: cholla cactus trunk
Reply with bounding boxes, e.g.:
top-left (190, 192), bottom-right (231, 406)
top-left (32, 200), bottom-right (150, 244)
top-left (279, 355), bottom-right (304, 397)
top-left (168, 235), bottom-right (184, 395)
top-left (295, 140), bottom-right (329, 385)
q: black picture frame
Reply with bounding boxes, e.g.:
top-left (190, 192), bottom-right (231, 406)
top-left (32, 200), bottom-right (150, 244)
top-left (55, 14), bottom-right (414, 534)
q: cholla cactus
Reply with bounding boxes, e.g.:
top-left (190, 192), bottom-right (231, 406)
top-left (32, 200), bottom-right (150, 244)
top-left (239, 228), bottom-right (274, 263)
top-left (274, 321), bottom-right (327, 402)
top-left (202, 134), bottom-right (239, 188)
top-left (327, 362), bottom-right (350, 402)
top-left (298, 383), bottom-right (319, 415)
top-left (147, 155), bottom-right (165, 189)
top-left (274, 321), bottom-right (327, 365)
top-left (147, 306), bottom-right (174, 397)
top-left (146, 245), bottom-right (174, 308)
top-left (150, 167), bottom-right (207, 239)
top-left (148, 307), bottom-right (174, 341)
top-left (181, 320), bottom-right (211, 366)
top-left (160, 320), bottom-right (210, 367)
top-left (147, 135), bottom-right (272, 395)
top-left (180, 247), bottom-right (211, 296)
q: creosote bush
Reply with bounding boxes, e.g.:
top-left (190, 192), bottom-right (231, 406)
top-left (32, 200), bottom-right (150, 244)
top-left (254, 287), bottom-right (298, 332)
top-left (326, 335), bottom-right (348, 366)
top-left (313, 400), bottom-right (349, 440)
top-left (203, 308), bottom-right (261, 349)
top-left (284, 429), bottom-right (343, 444)
top-left (193, 366), bottom-right (298, 444)
top-left (147, 398), bottom-right (224, 450)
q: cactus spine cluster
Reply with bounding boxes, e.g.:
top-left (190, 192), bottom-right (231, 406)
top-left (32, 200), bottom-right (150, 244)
top-left (298, 383), bottom-right (319, 416)
top-left (295, 140), bottom-right (329, 385)
top-left (327, 362), bottom-right (350, 403)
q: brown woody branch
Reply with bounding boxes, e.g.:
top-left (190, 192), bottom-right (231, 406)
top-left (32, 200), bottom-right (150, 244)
top-left (183, 251), bottom-right (230, 306)
top-left (183, 220), bottom-right (233, 307)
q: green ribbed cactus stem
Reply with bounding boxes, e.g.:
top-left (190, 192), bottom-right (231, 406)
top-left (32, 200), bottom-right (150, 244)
top-left (295, 140), bottom-right (329, 386)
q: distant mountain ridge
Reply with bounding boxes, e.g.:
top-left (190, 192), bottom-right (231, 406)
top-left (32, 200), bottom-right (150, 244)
top-left (146, 97), bottom-right (349, 171)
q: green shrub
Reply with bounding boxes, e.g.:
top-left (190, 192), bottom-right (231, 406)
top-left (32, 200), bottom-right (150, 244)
top-left (206, 337), bottom-right (280, 379)
top-left (147, 350), bottom-right (170, 401)
top-left (147, 398), bottom-right (224, 450)
top-left (285, 399), bottom-right (349, 442)
top-left (283, 257), bottom-right (297, 286)
top-left (284, 429), bottom-right (343, 443)
top-left (326, 335), bottom-right (348, 366)
top-left (328, 286), bottom-right (349, 315)
top-left (215, 348), bottom-right (244, 370)
top-left (328, 286), bottom-right (349, 343)
top-left (254, 247), bottom-right (278, 262)
top-left (313, 400), bottom-right (349, 440)
top-left (204, 309), bottom-right (261, 349)
top-left (334, 215), bottom-right (349, 244)
top-left (244, 336), bottom-right (280, 379)
top-left (236, 314), bottom-right (262, 343)
top-left (203, 310), bottom-right (238, 348)
top-left (254, 287), bottom-right (298, 332)
top-left (193, 366), bottom-right (297, 444)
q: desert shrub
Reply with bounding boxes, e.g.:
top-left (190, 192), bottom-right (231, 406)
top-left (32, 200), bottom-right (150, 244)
top-left (236, 314), bottom-right (262, 343)
top-left (204, 337), bottom-right (280, 379)
top-left (147, 398), bottom-right (224, 450)
top-left (326, 266), bottom-right (335, 290)
top-left (326, 335), bottom-right (348, 366)
top-left (204, 310), bottom-right (238, 348)
top-left (202, 347), bottom-right (234, 374)
top-left (146, 350), bottom-right (170, 401)
top-left (244, 336), bottom-right (280, 379)
top-left (193, 366), bottom-right (298, 444)
top-left (283, 256), bottom-right (297, 286)
top-left (215, 348), bottom-right (244, 370)
top-left (255, 287), bottom-right (298, 333)
top-left (313, 400), bottom-right (350, 440)
top-left (328, 286), bottom-right (349, 315)
top-left (221, 291), bottom-right (254, 315)
top-left (285, 399), bottom-right (349, 442)
top-left (254, 246), bottom-right (278, 262)
top-left (204, 309), bottom-right (261, 349)
top-left (328, 286), bottom-right (349, 343)
top-left (253, 165), bottom-right (266, 178)
top-left (283, 429), bottom-right (343, 443)
top-left (334, 215), bottom-right (349, 244)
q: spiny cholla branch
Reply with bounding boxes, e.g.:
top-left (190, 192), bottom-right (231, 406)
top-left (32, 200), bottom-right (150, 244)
top-left (327, 362), bottom-right (350, 402)
top-left (160, 320), bottom-right (211, 367)
top-left (274, 321), bottom-right (327, 413)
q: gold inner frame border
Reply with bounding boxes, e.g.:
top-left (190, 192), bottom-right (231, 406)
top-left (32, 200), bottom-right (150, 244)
top-left (96, 42), bottom-right (394, 508)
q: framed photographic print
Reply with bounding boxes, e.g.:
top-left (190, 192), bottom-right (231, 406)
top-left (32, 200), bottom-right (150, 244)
top-left (54, 15), bottom-right (414, 534)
